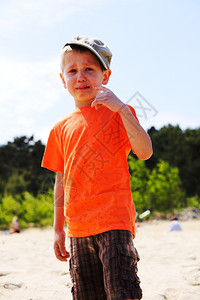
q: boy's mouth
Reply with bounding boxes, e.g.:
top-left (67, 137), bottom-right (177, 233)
top-left (76, 86), bottom-right (90, 90)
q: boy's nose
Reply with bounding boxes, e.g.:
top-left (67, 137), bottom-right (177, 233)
top-left (77, 71), bottom-right (86, 82)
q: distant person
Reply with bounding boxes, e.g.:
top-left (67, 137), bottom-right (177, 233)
top-left (192, 207), bottom-right (198, 219)
top-left (10, 216), bottom-right (21, 234)
top-left (169, 217), bottom-right (182, 232)
top-left (42, 35), bottom-right (153, 299)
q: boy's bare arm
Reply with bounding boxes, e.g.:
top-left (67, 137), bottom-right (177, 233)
top-left (117, 105), bottom-right (152, 160)
top-left (91, 86), bottom-right (153, 160)
top-left (54, 171), bottom-right (70, 262)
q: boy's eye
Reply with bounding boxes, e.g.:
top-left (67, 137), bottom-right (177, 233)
top-left (68, 69), bottom-right (76, 73)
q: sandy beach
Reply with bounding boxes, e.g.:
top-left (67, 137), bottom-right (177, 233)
top-left (0, 219), bottom-right (200, 300)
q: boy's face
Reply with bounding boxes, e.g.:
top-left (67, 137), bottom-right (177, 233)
top-left (60, 50), bottom-right (111, 107)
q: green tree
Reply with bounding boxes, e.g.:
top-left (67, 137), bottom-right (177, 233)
top-left (186, 195), bottom-right (200, 210)
top-left (147, 125), bottom-right (200, 198)
top-left (0, 190), bottom-right (54, 229)
top-left (21, 191), bottom-right (54, 226)
top-left (129, 156), bottom-right (150, 213)
top-left (147, 160), bottom-right (185, 212)
top-left (4, 171), bottom-right (27, 195)
top-left (0, 194), bottom-right (22, 228)
top-left (183, 129), bottom-right (200, 196)
top-left (0, 136), bottom-right (54, 196)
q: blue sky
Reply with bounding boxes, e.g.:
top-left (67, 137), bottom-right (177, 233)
top-left (0, 0), bottom-right (199, 145)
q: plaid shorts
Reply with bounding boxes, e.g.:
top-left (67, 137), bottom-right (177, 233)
top-left (69, 230), bottom-right (142, 300)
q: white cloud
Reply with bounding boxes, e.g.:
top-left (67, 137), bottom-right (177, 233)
top-left (0, 0), bottom-right (102, 32)
top-left (0, 56), bottom-right (65, 143)
top-left (0, 57), bottom-right (61, 110)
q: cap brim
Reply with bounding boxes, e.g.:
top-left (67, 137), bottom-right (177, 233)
top-left (64, 41), bottom-right (108, 69)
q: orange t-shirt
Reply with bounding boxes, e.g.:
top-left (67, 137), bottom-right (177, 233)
top-left (42, 105), bottom-right (139, 237)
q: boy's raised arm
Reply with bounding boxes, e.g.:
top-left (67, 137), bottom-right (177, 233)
top-left (53, 171), bottom-right (70, 262)
top-left (91, 86), bottom-right (153, 160)
top-left (118, 105), bottom-right (153, 160)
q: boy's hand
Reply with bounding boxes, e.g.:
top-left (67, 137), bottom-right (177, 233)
top-left (91, 86), bottom-right (125, 112)
top-left (54, 230), bottom-right (70, 262)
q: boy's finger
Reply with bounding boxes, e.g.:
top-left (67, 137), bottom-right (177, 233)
top-left (94, 86), bottom-right (104, 94)
top-left (65, 251), bottom-right (70, 258)
top-left (94, 86), bottom-right (102, 90)
top-left (57, 253), bottom-right (68, 262)
top-left (54, 241), bottom-right (64, 256)
top-left (60, 250), bottom-right (70, 261)
top-left (60, 248), bottom-right (70, 258)
top-left (58, 244), bottom-right (69, 258)
top-left (95, 86), bottom-right (108, 91)
top-left (54, 244), bottom-right (63, 260)
top-left (91, 100), bottom-right (102, 109)
top-left (54, 243), bottom-right (70, 261)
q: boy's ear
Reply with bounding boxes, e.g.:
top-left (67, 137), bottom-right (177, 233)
top-left (102, 69), bottom-right (111, 85)
top-left (60, 73), bottom-right (67, 89)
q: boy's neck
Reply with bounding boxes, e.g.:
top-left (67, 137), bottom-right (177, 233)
top-left (75, 99), bottom-right (94, 108)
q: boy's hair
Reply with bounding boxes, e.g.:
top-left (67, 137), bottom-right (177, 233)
top-left (60, 44), bottom-right (106, 72)
top-left (60, 35), bottom-right (112, 73)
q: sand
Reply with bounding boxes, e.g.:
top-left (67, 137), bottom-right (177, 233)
top-left (0, 219), bottom-right (200, 300)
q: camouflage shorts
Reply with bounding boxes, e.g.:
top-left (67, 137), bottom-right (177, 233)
top-left (69, 230), bottom-right (142, 300)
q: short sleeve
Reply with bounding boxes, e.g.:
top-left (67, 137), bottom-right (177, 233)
top-left (127, 105), bottom-right (139, 123)
top-left (41, 127), bottom-right (64, 173)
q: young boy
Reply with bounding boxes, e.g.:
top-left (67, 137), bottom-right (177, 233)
top-left (42, 35), bottom-right (153, 300)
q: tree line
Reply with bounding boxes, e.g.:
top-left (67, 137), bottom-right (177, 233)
top-left (146, 125), bottom-right (200, 198)
top-left (0, 125), bottom-right (199, 228)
